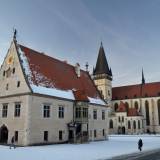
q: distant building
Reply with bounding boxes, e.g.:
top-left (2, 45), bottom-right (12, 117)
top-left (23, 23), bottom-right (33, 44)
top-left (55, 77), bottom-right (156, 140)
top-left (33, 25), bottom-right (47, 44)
top-left (0, 38), bottom-right (108, 146)
top-left (93, 42), bottom-right (160, 135)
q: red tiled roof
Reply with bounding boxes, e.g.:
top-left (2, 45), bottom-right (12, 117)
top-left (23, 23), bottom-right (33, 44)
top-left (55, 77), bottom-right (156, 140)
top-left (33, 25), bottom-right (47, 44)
top-left (73, 90), bottom-right (89, 102)
top-left (127, 108), bottom-right (139, 116)
top-left (112, 82), bottom-right (160, 100)
top-left (116, 101), bottom-right (126, 112)
top-left (19, 45), bottom-right (101, 100)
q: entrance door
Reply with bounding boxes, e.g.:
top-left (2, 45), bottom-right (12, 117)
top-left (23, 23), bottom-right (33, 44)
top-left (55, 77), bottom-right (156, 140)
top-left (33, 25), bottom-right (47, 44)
top-left (0, 125), bottom-right (8, 143)
top-left (122, 126), bottom-right (126, 134)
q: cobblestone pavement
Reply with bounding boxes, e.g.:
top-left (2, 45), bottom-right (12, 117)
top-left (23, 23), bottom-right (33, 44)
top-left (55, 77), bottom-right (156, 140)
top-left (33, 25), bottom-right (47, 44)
top-left (107, 149), bottom-right (160, 160)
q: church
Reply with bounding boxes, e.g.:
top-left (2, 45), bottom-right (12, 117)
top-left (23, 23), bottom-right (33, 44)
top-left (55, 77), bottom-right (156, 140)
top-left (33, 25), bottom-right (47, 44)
top-left (0, 35), bottom-right (108, 146)
top-left (93, 42), bottom-right (160, 135)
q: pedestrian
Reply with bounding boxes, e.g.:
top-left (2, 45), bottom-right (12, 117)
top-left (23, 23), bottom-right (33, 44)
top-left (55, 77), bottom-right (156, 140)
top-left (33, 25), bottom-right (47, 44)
top-left (138, 138), bottom-right (143, 151)
top-left (10, 136), bottom-right (15, 149)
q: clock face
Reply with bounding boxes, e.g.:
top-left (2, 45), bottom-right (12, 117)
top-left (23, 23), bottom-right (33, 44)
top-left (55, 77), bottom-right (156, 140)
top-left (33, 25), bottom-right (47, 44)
top-left (7, 56), bottom-right (13, 64)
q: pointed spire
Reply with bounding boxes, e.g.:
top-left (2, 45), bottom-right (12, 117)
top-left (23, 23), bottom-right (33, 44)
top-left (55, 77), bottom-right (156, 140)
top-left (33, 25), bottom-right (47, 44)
top-left (93, 42), bottom-right (111, 76)
top-left (109, 67), bottom-right (112, 77)
top-left (142, 68), bottom-right (145, 84)
top-left (13, 28), bottom-right (17, 41)
top-left (85, 62), bottom-right (89, 72)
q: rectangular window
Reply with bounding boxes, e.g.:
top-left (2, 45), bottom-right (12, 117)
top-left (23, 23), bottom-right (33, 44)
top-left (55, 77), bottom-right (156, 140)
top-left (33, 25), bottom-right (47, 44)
top-left (103, 129), bottom-right (105, 136)
top-left (94, 130), bottom-right (97, 138)
top-left (59, 130), bottom-right (63, 140)
top-left (17, 81), bottom-right (20, 87)
top-left (14, 131), bottom-right (18, 142)
top-left (102, 110), bottom-right (105, 120)
top-left (93, 110), bottom-right (97, 120)
top-left (83, 108), bottom-right (88, 118)
top-left (44, 131), bottom-right (48, 141)
top-left (59, 106), bottom-right (64, 118)
top-left (2, 104), bottom-right (8, 117)
top-left (75, 107), bottom-right (81, 118)
top-left (14, 103), bottom-right (21, 117)
top-left (6, 83), bottom-right (9, 90)
top-left (43, 105), bottom-right (50, 118)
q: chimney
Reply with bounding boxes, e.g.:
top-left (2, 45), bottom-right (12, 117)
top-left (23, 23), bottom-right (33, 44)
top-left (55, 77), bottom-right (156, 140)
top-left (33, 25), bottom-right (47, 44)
top-left (75, 63), bottom-right (80, 77)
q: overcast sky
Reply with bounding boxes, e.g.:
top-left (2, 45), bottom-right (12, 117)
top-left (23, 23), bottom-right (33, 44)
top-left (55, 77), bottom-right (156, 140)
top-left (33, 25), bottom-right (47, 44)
top-left (0, 0), bottom-right (160, 86)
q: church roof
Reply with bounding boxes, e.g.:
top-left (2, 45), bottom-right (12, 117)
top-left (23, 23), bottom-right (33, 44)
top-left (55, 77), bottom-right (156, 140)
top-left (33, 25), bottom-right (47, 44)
top-left (93, 43), bottom-right (112, 76)
top-left (116, 101), bottom-right (126, 112)
top-left (112, 82), bottom-right (160, 100)
top-left (17, 43), bottom-right (105, 105)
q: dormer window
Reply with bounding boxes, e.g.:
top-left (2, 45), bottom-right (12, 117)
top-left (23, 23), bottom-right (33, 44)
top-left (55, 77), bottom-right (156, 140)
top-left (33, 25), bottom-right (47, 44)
top-left (125, 96), bottom-right (128, 99)
top-left (17, 81), bottom-right (20, 88)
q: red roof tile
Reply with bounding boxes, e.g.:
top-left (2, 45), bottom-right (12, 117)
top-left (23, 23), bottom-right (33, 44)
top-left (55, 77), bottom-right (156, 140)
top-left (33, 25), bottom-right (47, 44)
top-left (112, 82), bottom-right (160, 100)
top-left (116, 101), bottom-right (126, 112)
top-left (19, 45), bottom-right (101, 100)
top-left (127, 108), bottom-right (139, 116)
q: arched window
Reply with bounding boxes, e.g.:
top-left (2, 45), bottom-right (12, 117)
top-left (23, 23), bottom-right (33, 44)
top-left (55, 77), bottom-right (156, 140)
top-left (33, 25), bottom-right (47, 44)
top-left (125, 102), bottom-right (129, 113)
top-left (122, 116), bottom-right (124, 122)
top-left (157, 100), bottom-right (160, 125)
top-left (133, 120), bottom-right (136, 129)
top-left (118, 116), bottom-right (121, 122)
top-left (109, 119), bottom-right (113, 129)
top-left (114, 103), bottom-right (118, 111)
top-left (134, 101), bottom-right (138, 110)
top-left (138, 120), bottom-right (141, 129)
top-left (145, 100), bottom-right (150, 126)
top-left (128, 121), bottom-right (131, 129)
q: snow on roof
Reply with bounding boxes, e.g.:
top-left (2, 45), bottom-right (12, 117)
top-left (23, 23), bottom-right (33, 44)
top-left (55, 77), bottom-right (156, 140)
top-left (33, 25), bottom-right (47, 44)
top-left (17, 43), bottom-right (106, 106)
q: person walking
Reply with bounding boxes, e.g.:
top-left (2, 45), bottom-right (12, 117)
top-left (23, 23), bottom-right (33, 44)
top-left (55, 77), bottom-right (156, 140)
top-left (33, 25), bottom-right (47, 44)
top-left (10, 136), bottom-right (15, 149)
top-left (138, 138), bottom-right (143, 151)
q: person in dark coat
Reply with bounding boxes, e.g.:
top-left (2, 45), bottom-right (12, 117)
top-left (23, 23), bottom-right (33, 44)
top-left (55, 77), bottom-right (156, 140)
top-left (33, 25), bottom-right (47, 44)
top-left (10, 136), bottom-right (15, 149)
top-left (138, 138), bottom-right (143, 151)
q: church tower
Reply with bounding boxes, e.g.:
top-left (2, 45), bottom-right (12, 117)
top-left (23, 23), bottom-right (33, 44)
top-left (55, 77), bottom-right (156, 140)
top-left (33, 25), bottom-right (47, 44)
top-left (93, 42), bottom-right (112, 104)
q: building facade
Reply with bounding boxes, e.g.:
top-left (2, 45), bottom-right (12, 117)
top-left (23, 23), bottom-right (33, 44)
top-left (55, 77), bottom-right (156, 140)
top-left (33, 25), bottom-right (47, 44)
top-left (0, 38), bottom-right (108, 146)
top-left (93, 43), bottom-right (160, 135)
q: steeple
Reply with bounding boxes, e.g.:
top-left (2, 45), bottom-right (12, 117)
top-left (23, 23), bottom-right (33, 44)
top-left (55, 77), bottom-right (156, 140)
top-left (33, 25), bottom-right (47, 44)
top-left (93, 42), bottom-right (112, 77)
top-left (142, 68), bottom-right (145, 84)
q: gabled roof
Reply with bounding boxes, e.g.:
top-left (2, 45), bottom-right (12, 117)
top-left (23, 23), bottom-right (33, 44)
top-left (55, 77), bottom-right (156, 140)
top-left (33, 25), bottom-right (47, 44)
top-left (93, 43), bottom-right (112, 76)
top-left (116, 101), bottom-right (126, 112)
top-left (17, 43), bottom-right (105, 105)
top-left (112, 82), bottom-right (160, 100)
top-left (127, 108), bottom-right (140, 117)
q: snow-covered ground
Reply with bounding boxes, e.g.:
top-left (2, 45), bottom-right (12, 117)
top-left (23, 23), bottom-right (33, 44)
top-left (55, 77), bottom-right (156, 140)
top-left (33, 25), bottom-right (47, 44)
top-left (1, 135), bottom-right (160, 160)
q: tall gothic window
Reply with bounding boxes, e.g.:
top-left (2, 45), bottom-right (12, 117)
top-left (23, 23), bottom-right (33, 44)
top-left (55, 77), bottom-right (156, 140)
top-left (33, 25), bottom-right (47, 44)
top-left (109, 119), bottom-right (113, 129)
top-left (138, 120), bottom-right (141, 129)
top-left (128, 121), bottom-right (131, 129)
top-left (114, 103), bottom-right (118, 111)
top-left (134, 101), bottom-right (139, 110)
top-left (125, 102), bottom-right (129, 113)
top-left (157, 100), bottom-right (160, 125)
top-left (145, 100), bottom-right (150, 126)
top-left (133, 120), bottom-right (136, 129)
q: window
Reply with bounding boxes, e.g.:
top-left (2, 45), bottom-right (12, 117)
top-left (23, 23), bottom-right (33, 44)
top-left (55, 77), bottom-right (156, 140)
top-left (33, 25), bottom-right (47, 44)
top-left (83, 108), bottom-right (88, 118)
top-left (2, 104), bottom-right (8, 117)
top-left (43, 105), bottom-right (50, 118)
top-left (3, 71), bottom-right (5, 77)
top-left (128, 121), bottom-right (131, 129)
top-left (125, 102), bottom-right (129, 113)
top-left (102, 129), bottom-right (105, 136)
top-left (14, 103), bottom-right (21, 117)
top-left (138, 120), bottom-right (141, 129)
top-left (109, 119), bottom-right (113, 129)
top-left (133, 121), bottom-right (136, 129)
top-left (6, 68), bottom-right (11, 78)
top-left (59, 130), bottom-right (63, 140)
top-left (134, 101), bottom-right (138, 110)
top-left (12, 68), bottom-right (15, 74)
top-left (59, 106), bottom-right (64, 118)
top-left (157, 100), bottom-right (160, 125)
top-left (76, 107), bottom-right (81, 118)
top-left (17, 81), bottom-right (20, 87)
top-left (93, 110), bottom-right (97, 120)
top-left (122, 116), bottom-right (124, 122)
top-left (125, 96), bottom-right (128, 99)
top-left (94, 130), bottom-right (96, 138)
top-left (118, 116), bottom-right (121, 122)
top-left (44, 131), bottom-right (48, 141)
top-left (134, 94), bottom-right (137, 98)
top-left (145, 100), bottom-right (150, 126)
top-left (114, 103), bottom-right (118, 111)
top-left (108, 90), bottom-right (110, 96)
top-left (6, 83), bottom-right (9, 90)
top-left (14, 131), bottom-right (18, 142)
top-left (102, 110), bottom-right (105, 120)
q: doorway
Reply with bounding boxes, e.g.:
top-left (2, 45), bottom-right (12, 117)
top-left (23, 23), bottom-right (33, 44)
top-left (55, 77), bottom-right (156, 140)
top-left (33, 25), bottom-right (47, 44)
top-left (0, 125), bottom-right (8, 143)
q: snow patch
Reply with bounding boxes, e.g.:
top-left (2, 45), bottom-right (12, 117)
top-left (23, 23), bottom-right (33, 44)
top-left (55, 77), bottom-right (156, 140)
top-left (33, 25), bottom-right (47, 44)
top-left (88, 97), bottom-right (106, 105)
